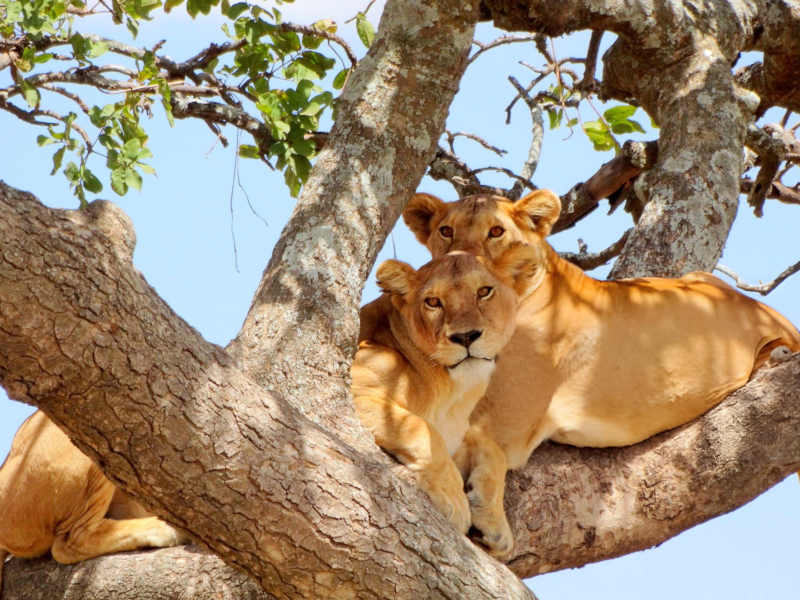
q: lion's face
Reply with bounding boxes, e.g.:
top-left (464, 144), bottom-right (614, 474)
top-left (403, 190), bottom-right (562, 264)
top-left (377, 248), bottom-right (536, 369)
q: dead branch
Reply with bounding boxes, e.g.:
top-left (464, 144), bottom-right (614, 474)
top-left (714, 260), bottom-right (800, 295)
top-left (507, 77), bottom-right (544, 200)
top-left (560, 228), bottom-right (631, 270)
top-left (446, 130), bottom-right (507, 156)
top-left (469, 34), bottom-right (538, 65)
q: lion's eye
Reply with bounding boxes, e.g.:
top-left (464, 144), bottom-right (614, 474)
top-left (488, 225), bottom-right (504, 238)
top-left (439, 225), bottom-right (454, 239)
top-left (424, 297), bottom-right (442, 308)
top-left (477, 286), bottom-right (494, 299)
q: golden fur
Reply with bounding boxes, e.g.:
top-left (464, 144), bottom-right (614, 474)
top-left (0, 410), bottom-right (189, 585)
top-left (351, 248), bottom-right (537, 531)
top-left (404, 189), bottom-right (800, 558)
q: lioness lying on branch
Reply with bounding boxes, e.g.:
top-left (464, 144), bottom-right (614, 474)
top-left (404, 190), bottom-right (800, 559)
top-left (352, 248), bottom-right (537, 531)
top-left (0, 410), bottom-right (191, 587)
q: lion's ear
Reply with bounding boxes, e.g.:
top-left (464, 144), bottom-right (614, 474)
top-left (513, 190), bottom-right (561, 237)
top-left (376, 260), bottom-right (417, 297)
top-left (403, 193), bottom-right (446, 245)
top-left (491, 243), bottom-right (543, 295)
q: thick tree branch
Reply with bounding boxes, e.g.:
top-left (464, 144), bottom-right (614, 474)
top-left (554, 140), bottom-right (657, 233)
top-left (3, 547), bottom-right (273, 600)
top-left (225, 0), bottom-right (487, 445)
top-left (0, 181), bottom-right (533, 599)
top-left (504, 351), bottom-right (800, 578)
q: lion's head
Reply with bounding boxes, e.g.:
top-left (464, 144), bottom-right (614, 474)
top-left (403, 190), bottom-right (561, 263)
top-left (376, 247), bottom-right (537, 370)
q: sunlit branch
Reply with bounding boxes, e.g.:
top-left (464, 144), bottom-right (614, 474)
top-left (715, 260), bottom-right (800, 295)
top-left (507, 76), bottom-right (544, 200)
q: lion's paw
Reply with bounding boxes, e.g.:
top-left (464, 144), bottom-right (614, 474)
top-left (467, 492), bottom-right (513, 560)
top-left (420, 466), bottom-right (471, 534)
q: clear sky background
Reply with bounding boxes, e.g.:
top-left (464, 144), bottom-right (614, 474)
top-left (1, 2), bottom-right (799, 598)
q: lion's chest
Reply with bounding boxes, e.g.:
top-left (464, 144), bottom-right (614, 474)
top-left (431, 359), bottom-right (495, 455)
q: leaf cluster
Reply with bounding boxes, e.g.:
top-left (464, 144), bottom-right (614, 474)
top-left (1, 0), bottom-right (370, 203)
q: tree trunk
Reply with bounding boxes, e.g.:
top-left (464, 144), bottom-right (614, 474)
top-left (0, 179), bottom-right (534, 599)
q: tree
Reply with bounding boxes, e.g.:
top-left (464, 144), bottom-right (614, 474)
top-left (1, 0), bottom-right (800, 598)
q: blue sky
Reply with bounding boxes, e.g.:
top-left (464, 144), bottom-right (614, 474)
top-left (1, 2), bottom-right (799, 597)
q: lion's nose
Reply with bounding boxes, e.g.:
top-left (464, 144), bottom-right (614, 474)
top-left (449, 330), bottom-right (482, 348)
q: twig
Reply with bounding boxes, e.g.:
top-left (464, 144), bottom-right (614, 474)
top-left (38, 84), bottom-right (91, 114)
top-left (469, 166), bottom-right (536, 190)
top-left (577, 31), bottom-right (603, 92)
top-left (714, 260), bottom-right (800, 295)
top-left (276, 23), bottom-right (358, 66)
top-left (445, 130), bottom-right (507, 156)
top-left (560, 229), bottom-right (631, 271)
top-left (507, 77), bottom-right (544, 200)
top-left (469, 34), bottom-right (538, 65)
top-left (426, 147), bottom-right (487, 196)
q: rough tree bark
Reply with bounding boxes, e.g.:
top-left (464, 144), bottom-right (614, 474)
top-left (0, 180), bottom-right (533, 599)
top-left (2, 0), bottom-right (800, 598)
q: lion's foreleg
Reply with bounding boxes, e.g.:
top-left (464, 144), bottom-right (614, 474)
top-left (353, 394), bottom-right (470, 533)
top-left (457, 426), bottom-right (514, 560)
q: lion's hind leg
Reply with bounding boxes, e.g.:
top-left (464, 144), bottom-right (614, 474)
top-left (51, 515), bottom-right (188, 564)
top-left (353, 394), bottom-right (470, 533)
top-left (51, 468), bottom-right (188, 565)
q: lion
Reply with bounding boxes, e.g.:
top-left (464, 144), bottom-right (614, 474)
top-left (403, 189), bottom-right (800, 559)
top-left (0, 410), bottom-right (190, 586)
top-left (352, 247), bottom-right (538, 532)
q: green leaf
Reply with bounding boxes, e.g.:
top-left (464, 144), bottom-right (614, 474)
top-left (224, 1), bottom-right (249, 19)
top-left (20, 80), bottom-right (40, 108)
top-left (291, 137), bottom-right (315, 157)
top-left (88, 39), bottom-right (109, 58)
top-left (332, 68), bottom-right (349, 90)
top-left (356, 13), bottom-right (374, 48)
top-left (37, 134), bottom-right (55, 146)
top-left (64, 161), bottom-right (81, 182)
top-left (603, 105), bottom-right (637, 124)
top-left (302, 33), bottom-right (323, 49)
top-left (238, 144), bottom-right (261, 159)
top-left (82, 169), bottom-right (103, 193)
top-left (125, 168), bottom-right (142, 191)
top-left (123, 138), bottom-right (142, 160)
top-left (583, 121), bottom-right (615, 151)
top-left (547, 109), bottom-right (562, 130)
top-left (125, 16), bottom-right (139, 37)
top-left (293, 154), bottom-right (311, 181)
top-left (111, 168), bottom-right (128, 195)
top-left (50, 147), bottom-right (65, 175)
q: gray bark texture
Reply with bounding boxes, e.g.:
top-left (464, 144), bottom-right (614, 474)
top-left (2, 0), bottom-right (800, 598)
